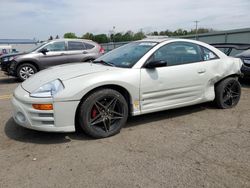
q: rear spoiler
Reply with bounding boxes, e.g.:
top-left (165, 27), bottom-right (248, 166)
top-left (210, 43), bottom-right (250, 50)
top-left (210, 43), bottom-right (250, 56)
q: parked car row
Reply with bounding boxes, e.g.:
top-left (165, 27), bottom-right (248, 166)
top-left (0, 46), bottom-right (18, 56)
top-left (0, 39), bottom-right (104, 81)
top-left (11, 38), bottom-right (243, 138)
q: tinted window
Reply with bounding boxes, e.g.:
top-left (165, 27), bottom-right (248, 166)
top-left (150, 42), bottom-right (202, 66)
top-left (84, 42), bottom-right (95, 49)
top-left (201, 47), bottom-right (218, 60)
top-left (68, 41), bottom-right (85, 50)
top-left (45, 42), bottom-right (65, 52)
top-left (94, 42), bottom-right (157, 68)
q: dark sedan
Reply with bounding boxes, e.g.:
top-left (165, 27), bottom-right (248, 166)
top-left (211, 43), bottom-right (250, 78)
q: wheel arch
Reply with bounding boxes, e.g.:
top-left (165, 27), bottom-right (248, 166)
top-left (214, 73), bottom-right (241, 87)
top-left (15, 61), bottom-right (40, 74)
top-left (74, 84), bottom-right (133, 132)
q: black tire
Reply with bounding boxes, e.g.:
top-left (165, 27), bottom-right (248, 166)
top-left (215, 77), bottom-right (241, 109)
top-left (17, 63), bottom-right (37, 81)
top-left (85, 59), bottom-right (94, 62)
top-left (78, 89), bottom-right (128, 138)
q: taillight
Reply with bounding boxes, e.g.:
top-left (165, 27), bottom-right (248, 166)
top-left (99, 46), bottom-right (105, 54)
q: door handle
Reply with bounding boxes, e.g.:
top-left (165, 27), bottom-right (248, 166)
top-left (197, 69), bottom-right (206, 74)
top-left (83, 51), bottom-right (88, 54)
top-left (60, 53), bottom-right (65, 55)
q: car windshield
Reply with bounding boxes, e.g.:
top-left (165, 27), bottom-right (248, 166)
top-left (94, 41), bottom-right (158, 68)
top-left (28, 42), bottom-right (48, 52)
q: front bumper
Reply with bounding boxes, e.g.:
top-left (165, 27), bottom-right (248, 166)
top-left (12, 85), bottom-right (79, 132)
top-left (241, 64), bottom-right (250, 78)
top-left (0, 60), bottom-right (15, 75)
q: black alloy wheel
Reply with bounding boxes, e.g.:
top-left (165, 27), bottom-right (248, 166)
top-left (215, 77), bottom-right (241, 109)
top-left (79, 89), bottom-right (128, 138)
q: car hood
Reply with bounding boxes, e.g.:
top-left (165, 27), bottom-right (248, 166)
top-left (21, 63), bottom-right (116, 92)
top-left (235, 49), bottom-right (250, 58)
top-left (0, 52), bottom-right (26, 59)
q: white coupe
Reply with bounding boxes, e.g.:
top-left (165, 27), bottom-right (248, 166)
top-left (12, 38), bottom-right (242, 138)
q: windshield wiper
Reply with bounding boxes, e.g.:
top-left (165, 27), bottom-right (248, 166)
top-left (93, 60), bottom-right (116, 67)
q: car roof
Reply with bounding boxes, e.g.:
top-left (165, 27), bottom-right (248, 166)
top-left (49, 38), bottom-right (94, 43)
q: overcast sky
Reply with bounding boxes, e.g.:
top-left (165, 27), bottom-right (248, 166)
top-left (0, 0), bottom-right (250, 40)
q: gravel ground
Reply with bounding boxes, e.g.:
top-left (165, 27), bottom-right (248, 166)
top-left (0, 71), bottom-right (250, 188)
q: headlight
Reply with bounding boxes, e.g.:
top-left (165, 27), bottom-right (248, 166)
top-left (3, 57), bottom-right (9, 62)
top-left (3, 56), bottom-right (15, 62)
top-left (243, 59), bottom-right (250, 64)
top-left (30, 79), bottom-right (64, 98)
top-left (9, 56), bottom-right (15, 61)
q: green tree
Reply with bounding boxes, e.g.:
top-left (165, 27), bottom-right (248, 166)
top-left (122, 31), bottom-right (133, 41)
top-left (82, 32), bottom-right (94, 40)
top-left (114, 33), bottom-right (123, 42)
top-left (153, 31), bottom-right (159, 36)
top-left (133, 32), bottom-right (146, 40)
top-left (93, 34), bottom-right (109, 43)
top-left (64, 32), bottom-right (77, 39)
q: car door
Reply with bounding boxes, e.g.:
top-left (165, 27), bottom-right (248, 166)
top-left (140, 42), bottom-right (209, 113)
top-left (67, 41), bottom-right (88, 63)
top-left (38, 41), bottom-right (68, 68)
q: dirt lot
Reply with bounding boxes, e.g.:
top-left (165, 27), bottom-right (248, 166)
top-left (0, 71), bottom-right (250, 188)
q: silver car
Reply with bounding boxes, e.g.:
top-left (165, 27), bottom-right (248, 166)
top-left (12, 38), bottom-right (242, 138)
top-left (0, 39), bottom-right (104, 81)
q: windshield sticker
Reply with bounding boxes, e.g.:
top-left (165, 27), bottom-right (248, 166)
top-left (139, 42), bottom-right (157, 46)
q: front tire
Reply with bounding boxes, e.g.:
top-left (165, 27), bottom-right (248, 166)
top-left (17, 63), bottom-right (37, 81)
top-left (215, 77), bottom-right (241, 109)
top-left (78, 89), bottom-right (128, 138)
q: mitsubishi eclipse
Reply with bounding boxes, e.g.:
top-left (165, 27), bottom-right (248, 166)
top-left (12, 38), bottom-right (242, 138)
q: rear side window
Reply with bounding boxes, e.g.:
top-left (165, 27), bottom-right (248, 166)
top-left (84, 42), bottom-right (95, 49)
top-left (68, 41), bottom-right (85, 50)
top-left (201, 46), bottom-right (218, 61)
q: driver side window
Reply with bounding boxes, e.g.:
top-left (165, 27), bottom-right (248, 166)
top-left (44, 42), bottom-right (66, 52)
top-left (150, 42), bottom-right (203, 66)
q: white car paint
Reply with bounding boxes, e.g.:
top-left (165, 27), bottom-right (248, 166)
top-left (12, 38), bottom-right (242, 132)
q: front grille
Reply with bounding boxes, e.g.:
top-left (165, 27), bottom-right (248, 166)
top-left (0, 61), bottom-right (9, 71)
top-left (29, 111), bottom-right (55, 126)
top-left (38, 113), bottom-right (54, 118)
top-left (14, 95), bottom-right (55, 127)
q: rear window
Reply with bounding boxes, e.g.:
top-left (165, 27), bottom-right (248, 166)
top-left (68, 41), bottom-right (85, 50)
top-left (84, 42), bottom-right (95, 49)
top-left (201, 46), bottom-right (218, 61)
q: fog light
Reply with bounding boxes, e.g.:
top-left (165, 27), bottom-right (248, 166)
top-left (16, 112), bottom-right (26, 122)
top-left (32, 104), bottom-right (53, 110)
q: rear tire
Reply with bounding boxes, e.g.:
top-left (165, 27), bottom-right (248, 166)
top-left (17, 63), bottom-right (37, 81)
top-left (215, 77), bottom-right (241, 109)
top-left (78, 89), bottom-right (128, 138)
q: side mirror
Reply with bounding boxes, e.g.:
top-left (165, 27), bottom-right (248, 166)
top-left (40, 48), bottom-right (49, 54)
top-left (145, 60), bottom-right (167, 69)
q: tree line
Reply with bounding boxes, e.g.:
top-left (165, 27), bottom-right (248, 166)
top-left (61, 28), bottom-right (215, 43)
